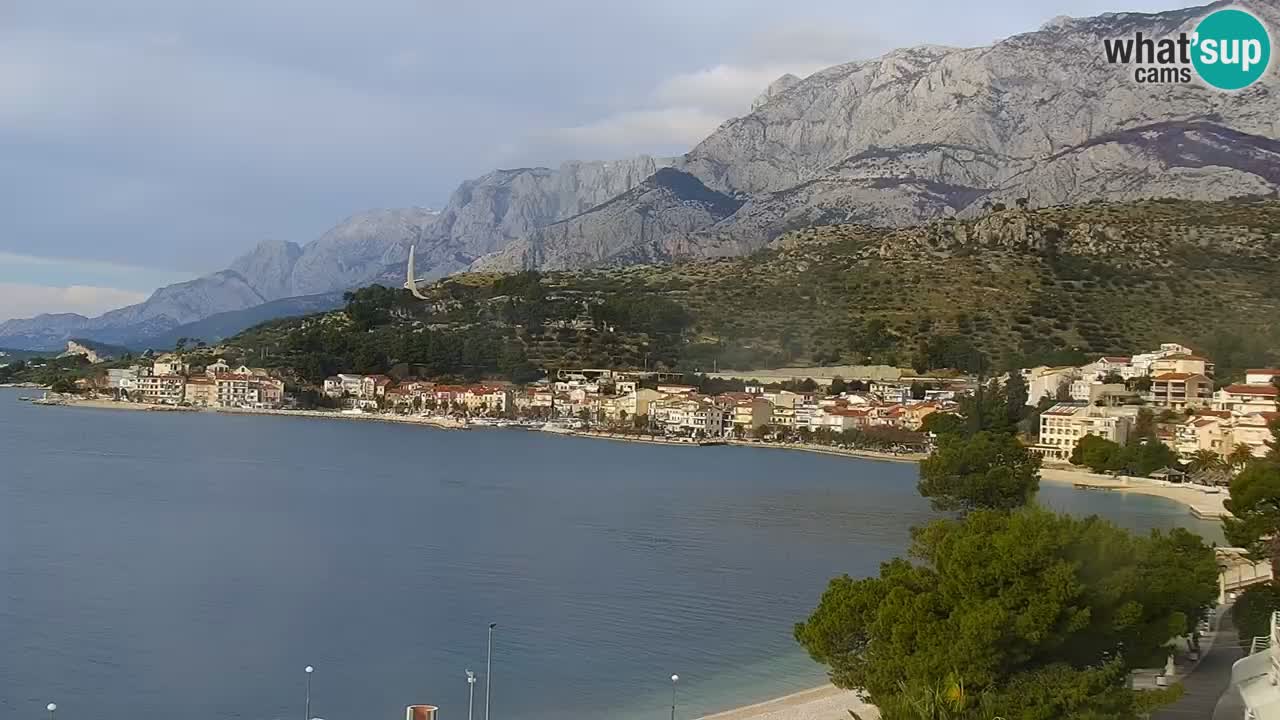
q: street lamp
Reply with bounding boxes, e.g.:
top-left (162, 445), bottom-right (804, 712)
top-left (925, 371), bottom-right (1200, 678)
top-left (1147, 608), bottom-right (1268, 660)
top-left (47, 703), bottom-right (57, 720)
top-left (485, 623), bottom-right (497, 720)
top-left (466, 669), bottom-right (477, 720)
top-left (305, 665), bottom-right (314, 720)
top-left (670, 674), bottom-right (679, 720)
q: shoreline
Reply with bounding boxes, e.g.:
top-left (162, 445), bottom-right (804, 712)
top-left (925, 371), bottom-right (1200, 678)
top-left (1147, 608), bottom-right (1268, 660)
top-left (547, 428), bottom-right (924, 464)
top-left (21, 394), bottom-right (1226, 517)
top-left (1039, 465), bottom-right (1229, 519)
top-left (36, 396), bottom-right (471, 430)
top-left (697, 684), bottom-right (874, 720)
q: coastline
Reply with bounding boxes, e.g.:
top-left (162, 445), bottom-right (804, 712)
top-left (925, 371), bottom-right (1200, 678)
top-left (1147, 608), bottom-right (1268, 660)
top-left (697, 684), bottom-right (875, 720)
top-left (24, 396), bottom-right (468, 429)
top-left (21, 394), bottom-right (1227, 518)
top-left (548, 428), bottom-right (924, 464)
top-left (1039, 465), bottom-right (1229, 519)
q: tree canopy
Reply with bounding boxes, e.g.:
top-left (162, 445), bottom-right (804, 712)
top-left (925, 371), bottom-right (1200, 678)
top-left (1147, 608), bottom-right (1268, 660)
top-left (1068, 434), bottom-right (1178, 478)
top-left (795, 509), bottom-right (1218, 719)
top-left (918, 431), bottom-right (1040, 513)
top-left (1224, 459), bottom-right (1280, 576)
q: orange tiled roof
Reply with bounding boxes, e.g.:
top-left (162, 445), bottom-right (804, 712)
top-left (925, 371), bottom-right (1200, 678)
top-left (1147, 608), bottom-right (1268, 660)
top-left (1223, 384), bottom-right (1279, 397)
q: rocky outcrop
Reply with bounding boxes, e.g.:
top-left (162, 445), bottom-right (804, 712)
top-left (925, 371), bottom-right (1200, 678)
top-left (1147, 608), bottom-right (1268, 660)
top-left (471, 168), bottom-right (744, 271)
top-left (228, 239), bottom-right (303, 302)
top-left (287, 208), bottom-right (438, 296)
top-left (60, 340), bottom-right (110, 364)
top-left (751, 73), bottom-right (802, 111)
top-left (418, 156), bottom-right (675, 261)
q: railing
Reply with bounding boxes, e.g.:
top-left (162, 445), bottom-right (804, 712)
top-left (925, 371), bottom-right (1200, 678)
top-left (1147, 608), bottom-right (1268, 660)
top-left (1251, 633), bottom-right (1271, 656)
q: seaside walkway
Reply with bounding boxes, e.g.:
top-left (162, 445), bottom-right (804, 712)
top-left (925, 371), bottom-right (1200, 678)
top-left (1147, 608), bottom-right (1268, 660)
top-left (1149, 607), bottom-right (1243, 720)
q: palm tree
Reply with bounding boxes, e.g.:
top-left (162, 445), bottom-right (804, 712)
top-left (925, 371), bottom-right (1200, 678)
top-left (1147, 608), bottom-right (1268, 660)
top-left (850, 673), bottom-right (1002, 720)
top-left (1229, 443), bottom-right (1256, 469)
top-left (1189, 449), bottom-right (1224, 475)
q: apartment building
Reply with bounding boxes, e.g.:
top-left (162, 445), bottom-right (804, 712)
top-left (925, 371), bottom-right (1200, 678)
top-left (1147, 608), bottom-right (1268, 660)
top-left (1035, 403), bottom-right (1138, 462)
top-left (184, 376), bottom-right (216, 407)
top-left (1148, 372), bottom-right (1212, 410)
top-left (1214, 384), bottom-right (1279, 414)
top-left (137, 375), bottom-right (186, 405)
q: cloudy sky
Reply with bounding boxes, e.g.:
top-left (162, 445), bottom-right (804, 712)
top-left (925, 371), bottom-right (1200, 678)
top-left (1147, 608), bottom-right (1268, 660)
top-left (0, 0), bottom-right (1180, 321)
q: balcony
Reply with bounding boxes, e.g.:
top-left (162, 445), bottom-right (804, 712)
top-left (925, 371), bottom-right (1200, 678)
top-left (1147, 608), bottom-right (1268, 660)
top-left (1233, 610), bottom-right (1280, 718)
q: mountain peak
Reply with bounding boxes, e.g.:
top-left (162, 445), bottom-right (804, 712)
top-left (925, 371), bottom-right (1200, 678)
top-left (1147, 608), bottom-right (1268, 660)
top-left (751, 73), bottom-right (803, 111)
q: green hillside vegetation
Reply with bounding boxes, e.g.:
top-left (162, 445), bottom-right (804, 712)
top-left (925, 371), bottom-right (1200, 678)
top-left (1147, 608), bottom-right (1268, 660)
top-left (226, 199), bottom-right (1280, 385)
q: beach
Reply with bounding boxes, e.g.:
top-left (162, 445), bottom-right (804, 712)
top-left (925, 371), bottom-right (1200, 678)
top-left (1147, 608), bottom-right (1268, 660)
top-left (1039, 465), bottom-right (1229, 518)
top-left (698, 685), bottom-right (876, 720)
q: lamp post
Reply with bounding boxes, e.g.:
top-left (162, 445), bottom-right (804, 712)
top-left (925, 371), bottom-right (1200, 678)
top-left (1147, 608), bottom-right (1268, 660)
top-left (47, 703), bottom-right (57, 720)
top-left (305, 665), bottom-right (314, 720)
top-left (466, 669), bottom-right (477, 720)
top-left (670, 674), bottom-right (679, 720)
top-left (485, 623), bottom-right (497, 720)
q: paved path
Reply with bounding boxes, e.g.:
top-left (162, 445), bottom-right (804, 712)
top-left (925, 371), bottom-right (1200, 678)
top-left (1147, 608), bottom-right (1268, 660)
top-left (1151, 608), bottom-right (1245, 720)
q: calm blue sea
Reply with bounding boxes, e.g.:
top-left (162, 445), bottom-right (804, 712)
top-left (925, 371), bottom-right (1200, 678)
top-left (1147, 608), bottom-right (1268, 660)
top-left (0, 389), bottom-right (1222, 720)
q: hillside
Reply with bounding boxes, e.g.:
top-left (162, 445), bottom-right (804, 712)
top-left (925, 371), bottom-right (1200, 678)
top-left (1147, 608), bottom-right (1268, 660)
top-left (226, 199), bottom-right (1280, 384)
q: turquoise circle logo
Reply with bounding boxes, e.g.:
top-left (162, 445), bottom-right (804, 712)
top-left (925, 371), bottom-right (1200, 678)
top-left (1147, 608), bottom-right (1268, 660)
top-left (1192, 8), bottom-right (1271, 90)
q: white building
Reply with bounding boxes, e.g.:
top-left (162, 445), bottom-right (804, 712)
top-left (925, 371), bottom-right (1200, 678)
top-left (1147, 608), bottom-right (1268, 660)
top-left (1230, 610), bottom-right (1280, 720)
top-left (1035, 403), bottom-right (1139, 463)
top-left (1129, 343), bottom-right (1193, 377)
top-left (106, 366), bottom-right (145, 396)
top-left (1213, 384), bottom-right (1279, 415)
top-left (152, 354), bottom-right (189, 377)
top-left (1024, 366), bottom-right (1079, 405)
top-left (1245, 369), bottom-right (1280, 386)
top-left (1080, 356), bottom-right (1134, 380)
top-left (136, 375), bottom-right (186, 405)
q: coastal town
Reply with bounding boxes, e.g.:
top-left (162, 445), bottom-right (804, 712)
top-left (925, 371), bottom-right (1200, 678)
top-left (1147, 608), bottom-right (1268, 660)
top-left (16, 339), bottom-right (1279, 473)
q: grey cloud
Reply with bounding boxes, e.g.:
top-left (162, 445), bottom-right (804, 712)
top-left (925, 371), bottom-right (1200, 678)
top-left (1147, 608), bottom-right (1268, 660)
top-left (1, 0), bottom-right (1183, 304)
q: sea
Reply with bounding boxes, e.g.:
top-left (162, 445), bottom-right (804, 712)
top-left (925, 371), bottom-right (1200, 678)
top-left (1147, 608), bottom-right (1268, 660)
top-left (0, 388), bottom-right (1223, 720)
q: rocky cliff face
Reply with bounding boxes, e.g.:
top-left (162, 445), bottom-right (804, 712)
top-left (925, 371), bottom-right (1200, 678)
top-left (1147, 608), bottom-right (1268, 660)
top-left (471, 168), bottom-right (745, 271)
top-left (416, 156), bottom-right (675, 269)
top-left (228, 240), bottom-right (303, 302)
top-left (682, 0), bottom-right (1277, 198)
top-left (287, 208), bottom-right (438, 296)
top-left (493, 0), bottom-right (1279, 272)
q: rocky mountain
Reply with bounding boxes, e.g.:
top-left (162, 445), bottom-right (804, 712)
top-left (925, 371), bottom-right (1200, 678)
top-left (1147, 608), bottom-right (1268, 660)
top-left (8, 0), bottom-right (1279, 346)
top-left (0, 270), bottom-right (269, 349)
top-left (132, 292), bottom-right (347, 352)
top-left (227, 239), bottom-right (303, 301)
top-left (405, 156), bottom-right (676, 281)
top-left (0, 158), bottom-right (670, 349)
top-left (471, 168), bottom-right (745, 271)
top-left (469, 0), bottom-right (1279, 271)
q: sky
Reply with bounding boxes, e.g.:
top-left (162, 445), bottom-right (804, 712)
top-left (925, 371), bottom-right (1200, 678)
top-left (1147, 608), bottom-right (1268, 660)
top-left (0, 0), bottom-right (1183, 322)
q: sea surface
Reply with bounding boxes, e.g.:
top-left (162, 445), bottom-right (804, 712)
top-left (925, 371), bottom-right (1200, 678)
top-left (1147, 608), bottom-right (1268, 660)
top-left (0, 388), bottom-right (1223, 720)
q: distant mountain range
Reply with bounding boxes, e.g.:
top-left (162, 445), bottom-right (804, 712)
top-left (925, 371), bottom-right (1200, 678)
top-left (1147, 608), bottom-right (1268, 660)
top-left (3, 0), bottom-right (1276, 350)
